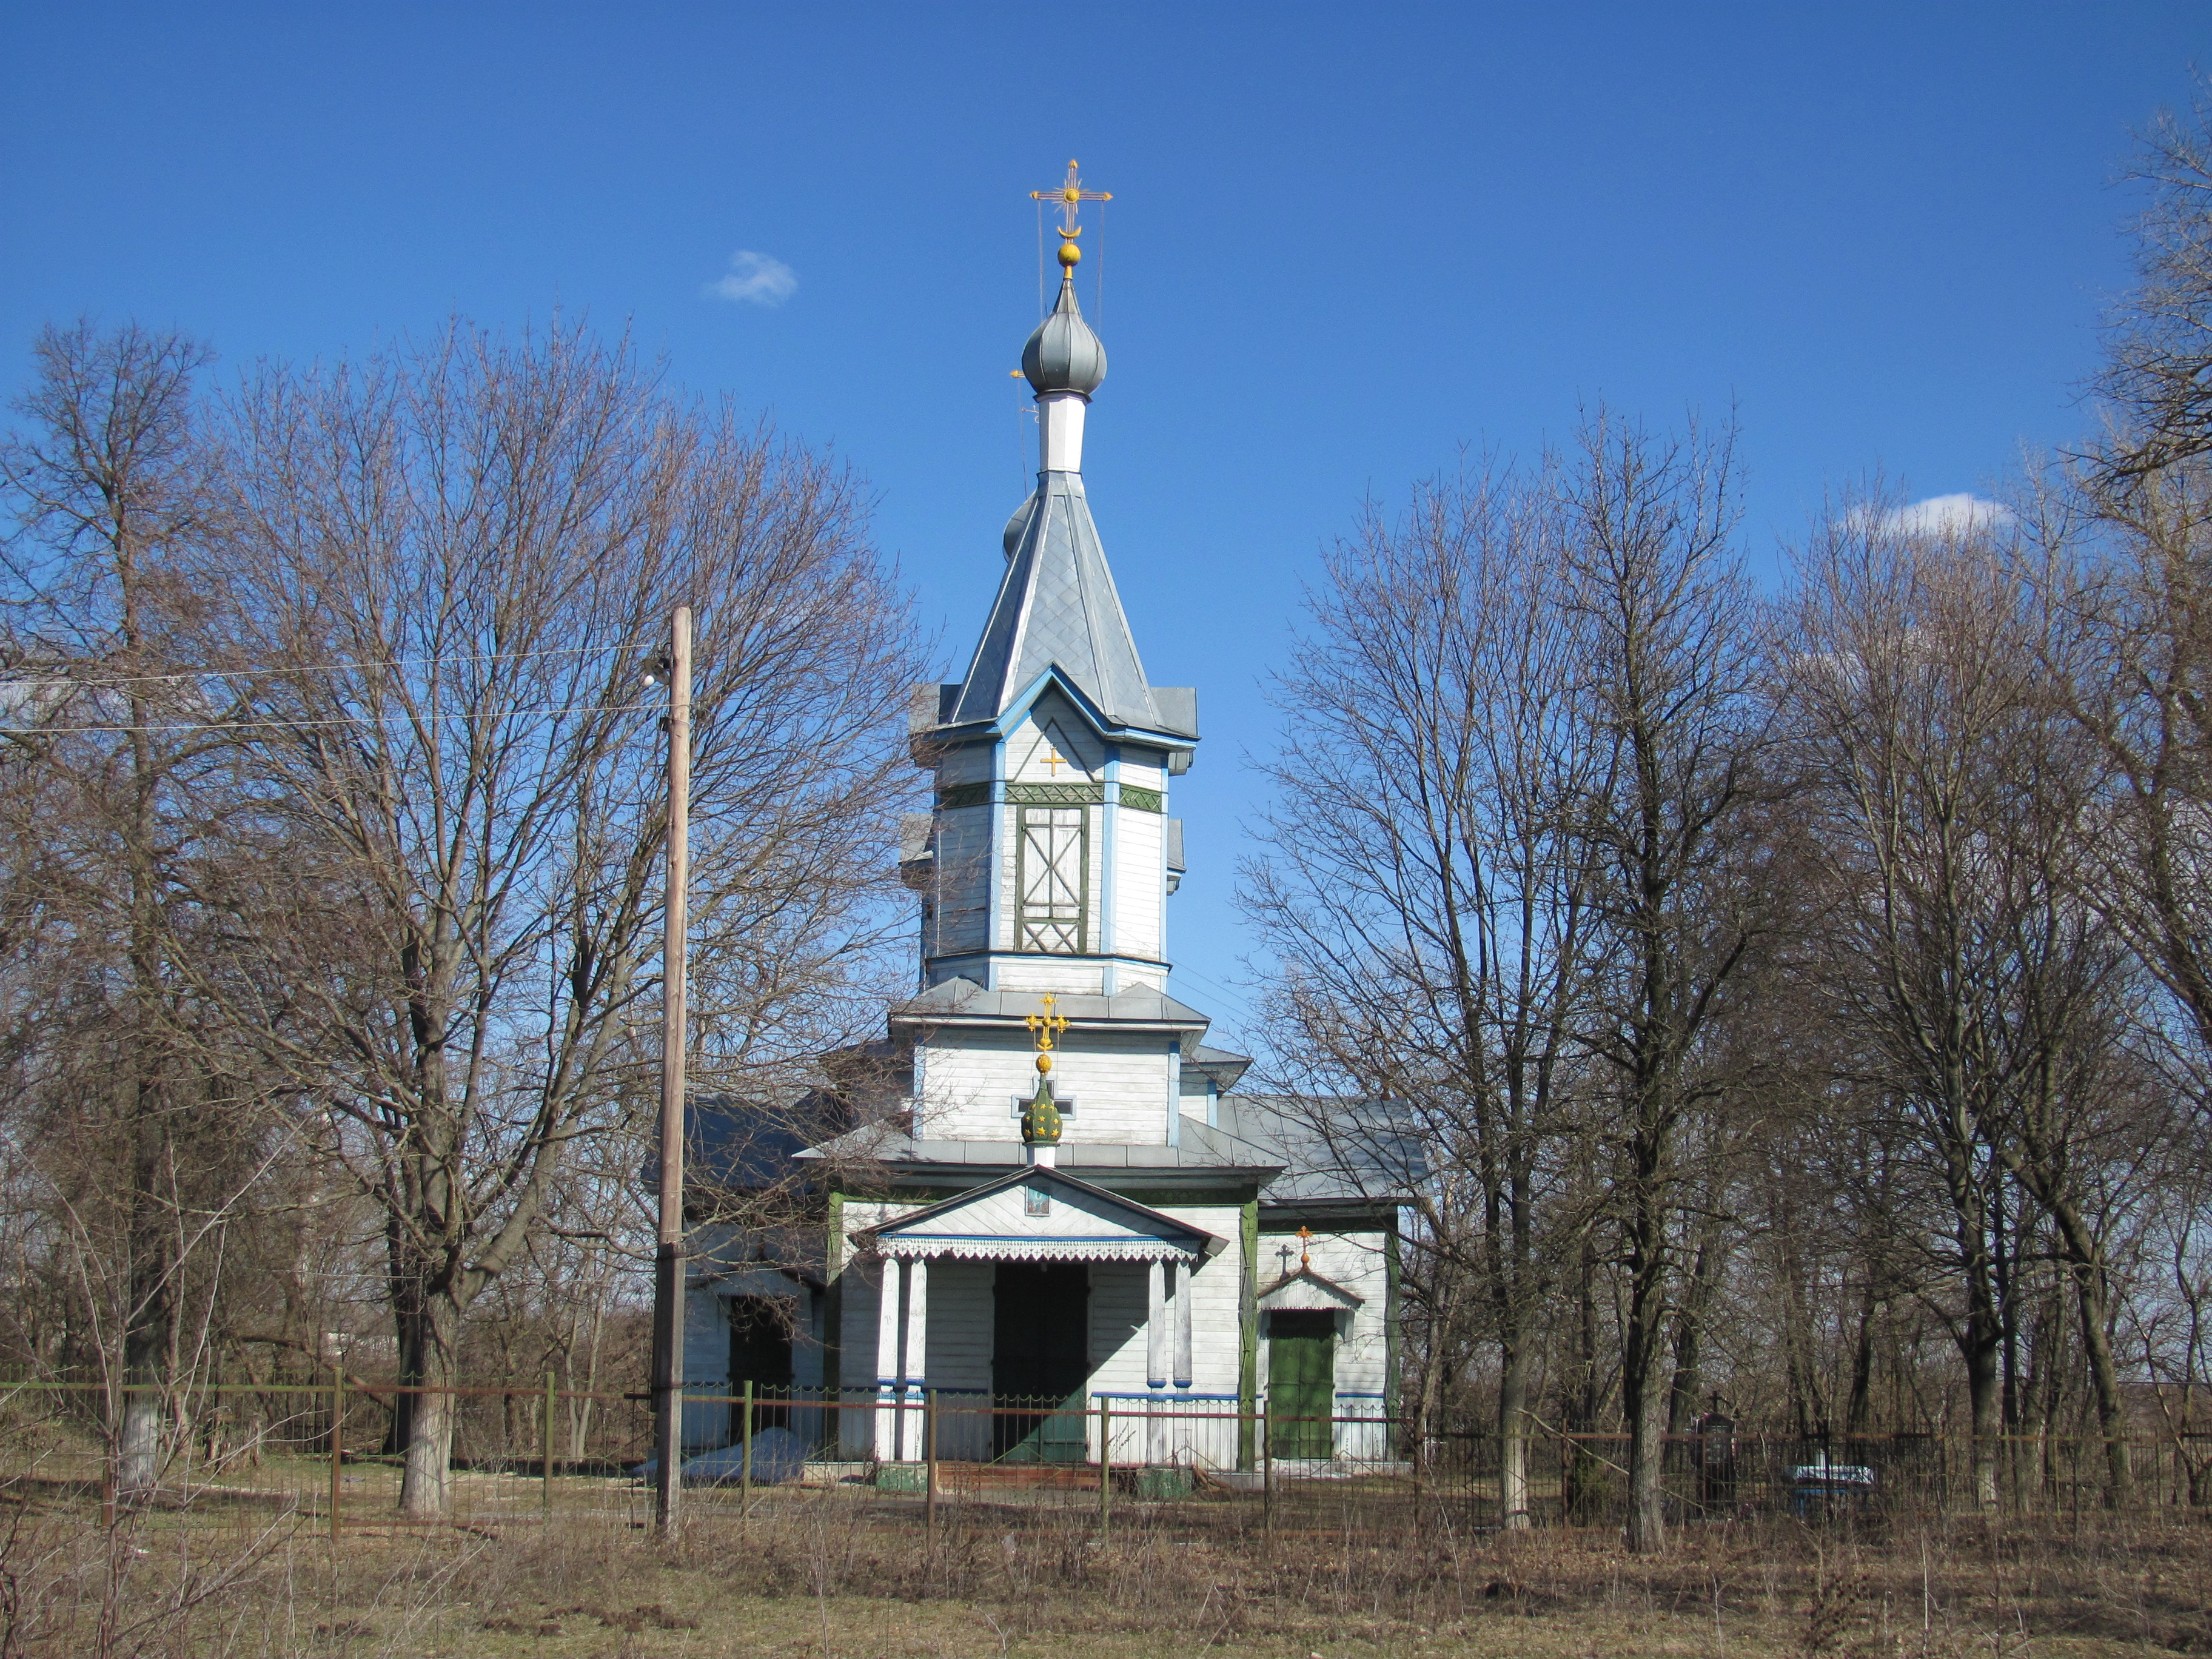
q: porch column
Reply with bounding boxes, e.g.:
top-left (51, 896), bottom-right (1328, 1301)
top-left (873, 1256), bottom-right (901, 1461)
top-left (900, 1256), bottom-right (929, 1461)
top-left (1145, 1260), bottom-right (1168, 1387)
top-left (1173, 1259), bottom-right (1195, 1387)
top-left (1147, 1259), bottom-right (1167, 1464)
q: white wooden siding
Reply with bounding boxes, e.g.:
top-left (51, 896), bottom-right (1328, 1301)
top-left (1153, 1205), bottom-right (1250, 1396)
top-left (996, 956), bottom-right (1107, 994)
top-left (919, 1028), bottom-right (1173, 1144)
top-left (1111, 806), bottom-right (1164, 960)
top-left (931, 806), bottom-right (992, 956)
top-left (936, 744), bottom-right (992, 786)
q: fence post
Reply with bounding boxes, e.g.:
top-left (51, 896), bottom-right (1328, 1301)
top-left (925, 1388), bottom-right (938, 1541)
top-left (329, 1366), bottom-right (344, 1540)
top-left (740, 1380), bottom-right (754, 1523)
top-left (1261, 1398), bottom-right (1273, 1540)
top-left (542, 1370), bottom-right (555, 1517)
top-left (1099, 1396), bottom-right (1112, 1532)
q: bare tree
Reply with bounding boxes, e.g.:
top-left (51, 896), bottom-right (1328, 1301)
top-left (0, 320), bottom-right (267, 1499)
top-left (2093, 82), bottom-right (2212, 484)
top-left (1242, 461), bottom-right (1606, 1527)
top-left (175, 318), bottom-right (921, 1515)
top-left (1558, 410), bottom-right (1766, 1554)
top-left (1777, 497), bottom-right (2157, 1504)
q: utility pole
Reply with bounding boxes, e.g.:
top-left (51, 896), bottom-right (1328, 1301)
top-left (652, 605), bottom-right (692, 1532)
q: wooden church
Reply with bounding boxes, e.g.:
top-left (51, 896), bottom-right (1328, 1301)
top-left (684, 169), bottom-right (1406, 1477)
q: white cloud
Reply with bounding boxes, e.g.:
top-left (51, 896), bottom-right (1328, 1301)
top-left (1880, 493), bottom-right (2013, 538)
top-left (705, 250), bottom-right (797, 307)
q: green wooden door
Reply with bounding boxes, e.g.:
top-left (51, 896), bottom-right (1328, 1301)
top-left (1267, 1312), bottom-right (1336, 1460)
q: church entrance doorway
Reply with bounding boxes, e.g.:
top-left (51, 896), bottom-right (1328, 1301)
top-left (991, 1262), bottom-right (1089, 1463)
top-left (1267, 1312), bottom-right (1336, 1460)
top-left (729, 1296), bottom-right (794, 1430)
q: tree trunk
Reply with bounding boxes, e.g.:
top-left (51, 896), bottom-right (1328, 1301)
top-left (116, 1254), bottom-right (167, 1499)
top-left (1498, 1335), bottom-right (1533, 1529)
top-left (1621, 1171), bottom-right (1670, 1554)
top-left (116, 1121), bottom-right (172, 1500)
top-left (1843, 1272), bottom-right (1879, 1435)
top-left (1962, 1279), bottom-right (2002, 1513)
top-left (398, 1292), bottom-right (462, 1518)
top-left (2066, 1248), bottom-right (2135, 1504)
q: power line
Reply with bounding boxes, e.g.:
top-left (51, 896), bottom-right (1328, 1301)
top-left (5, 638), bottom-right (652, 693)
top-left (4, 697), bottom-right (665, 738)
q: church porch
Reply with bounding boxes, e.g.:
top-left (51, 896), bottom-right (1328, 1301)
top-left (838, 1167), bottom-right (1239, 1470)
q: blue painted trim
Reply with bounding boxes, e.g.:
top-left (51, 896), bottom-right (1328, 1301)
top-left (987, 732), bottom-right (1006, 983)
top-left (987, 666), bottom-right (1201, 751)
top-left (1101, 742), bottom-right (1119, 979)
top-left (1165, 1037), bottom-right (1182, 1149)
top-left (1093, 1391), bottom-right (1239, 1401)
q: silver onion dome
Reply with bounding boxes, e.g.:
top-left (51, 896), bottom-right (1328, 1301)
top-left (1021, 275), bottom-right (1107, 396)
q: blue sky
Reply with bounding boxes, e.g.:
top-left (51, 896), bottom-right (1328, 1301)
top-left (4, 4), bottom-right (2207, 1047)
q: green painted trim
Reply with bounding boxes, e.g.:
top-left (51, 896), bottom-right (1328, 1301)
top-left (1383, 1223), bottom-right (1403, 1450)
top-left (1116, 784), bottom-right (1164, 814)
top-left (937, 782), bottom-right (992, 809)
top-left (1079, 1182), bottom-right (1261, 1207)
top-left (820, 1193), bottom-right (845, 1412)
top-left (1237, 1198), bottom-right (1259, 1471)
top-left (1007, 782), bottom-right (1104, 806)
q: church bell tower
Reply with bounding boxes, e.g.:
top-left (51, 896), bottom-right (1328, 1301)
top-left (902, 163), bottom-right (1200, 1004)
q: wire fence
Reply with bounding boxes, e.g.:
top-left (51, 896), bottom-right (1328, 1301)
top-left (2, 1374), bottom-right (2206, 1538)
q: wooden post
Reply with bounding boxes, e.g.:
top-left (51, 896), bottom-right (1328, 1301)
top-left (329, 1367), bottom-right (344, 1540)
top-left (1261, 1398), bottom-right (1273, 1540)
top-left (740, 1379), bottom-right (754, 1522)
top-left (925, 1389), bottom-right (938, 1540)
top-left (1099, 1396), bottom-right (1112, 1532)
top-left (652, 606), bottom-right (692, 1533)
top-left (541, 1370), bottom-right (555, 1517)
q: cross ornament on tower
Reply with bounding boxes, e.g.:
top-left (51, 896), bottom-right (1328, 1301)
top-left (1021, 995), bottom-right (1071, 1148)
top-left (1030, 159), bottom-right (1111, 269)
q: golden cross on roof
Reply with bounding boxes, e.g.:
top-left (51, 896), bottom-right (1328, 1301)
top-left (1025, 993), bottom-right (1071, 1054)
top-left (1030, 159), bottom-right (1110, 267)
top-left (1298, 1225), bottom-right (1313, 1270)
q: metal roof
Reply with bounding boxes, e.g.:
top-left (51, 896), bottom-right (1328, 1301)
top-left (889, 976), bottom-right (1212, 1031)
top-left (949, 469), bottom-right (1163, 732)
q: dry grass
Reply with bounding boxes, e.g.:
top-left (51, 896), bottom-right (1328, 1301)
top-left (2, 1477), bottom-right (2208, 1659)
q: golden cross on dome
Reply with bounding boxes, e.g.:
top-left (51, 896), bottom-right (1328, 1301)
top-left (1030, 159), bottom-right (1110, 267)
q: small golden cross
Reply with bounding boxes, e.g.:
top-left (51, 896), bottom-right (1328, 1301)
top-left (1025, 993), bottom-right (1071, 1053)
top-left (1042, 745), bottom-right (1066, 776)
top-left (1030, 159), bottom-right (1110, 258)
top-left (1298, 1225), bottom-right (1313, 1270)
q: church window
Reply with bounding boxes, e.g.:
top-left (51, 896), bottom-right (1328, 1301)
top-left (1016, 805), bottom-right (1087, 953)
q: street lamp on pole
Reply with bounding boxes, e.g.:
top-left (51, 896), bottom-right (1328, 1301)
top-left (651, 605), bottom-right (691, 1531)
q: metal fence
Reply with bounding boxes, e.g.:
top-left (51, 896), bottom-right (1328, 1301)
top-left (2, 1374), bottom-right (2205, 1536)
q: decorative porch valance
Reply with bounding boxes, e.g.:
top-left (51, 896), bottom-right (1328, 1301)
top-left (877, 1233), bottom-right (1198, 1264)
